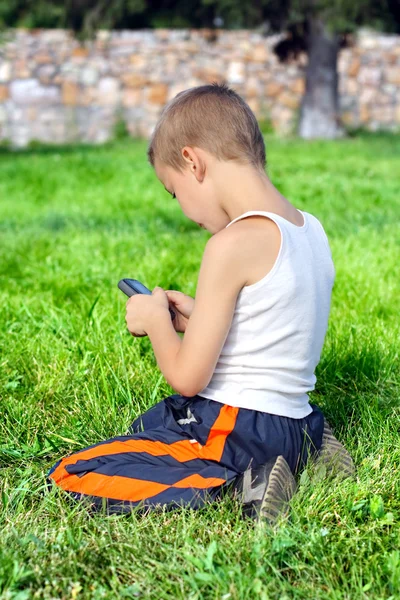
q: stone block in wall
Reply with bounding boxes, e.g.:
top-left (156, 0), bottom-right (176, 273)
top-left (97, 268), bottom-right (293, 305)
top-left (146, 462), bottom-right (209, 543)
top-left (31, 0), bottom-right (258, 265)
top-left (193, 67), bottom-right (225, 84)
top-left (96, 30), bottom-right (111, 43)
top-left (248, 44), bottom-right (269, 63)
top-left (0, 62), bottom-right (11, 83)
top-left (340, 94), bottom-right (357, 111)
top-left (382, 83), bottom-right (397, 97)
top-left (360, 86), bottom-right (377, 105)
top-left (60, 63), bottom-right (81, 82)
top-left (265, 82), bottom-right (283, 97)
top-left (8, 124), bottom-right (30, 148)
top-left (10, 79), bottom-right (60, 105)
top-left (72, 47), bottom-right (90, 60)
top-left (386, 52), bottom-right (399, 65)
top-left (237, 39), bottom-right (251, 54)
top-left (147, 83), bottom-right (168, 105)
top-left (164, 54), bottom-right (179, 74)
top-left (27, 107), bottom-right (37, 122)
top-left (37, 64), bottom-right (57, 85)
top-left (338, 48), bottom-right (351, 70)
top-left (35, 53), bottom-right (53, 65)
top-left (288, 78), bottom-right (305, 95)
top-left (125, 120), bottom-right (139, 137)
top-left (121, 73), bottom-right (149, 88)
top-left (370, 105), bottom-right (394, 123)
top-left (183, 41), bottom-right (201, 55)
top-left (14, 59), bottom-right (30, 78)
top-left (122, 89), bottom-right (142, 107)
top-left (0, 85), bottom-right (9, 101)
top-left (357, 30), bottom-right (379, 49)
top-left (341, 111), bottom-right (356, 126)
top-left (286, 65), bottom-right (301, 78)
top-left (376, 34), bottom-right (399, 50)
top-left (75, 106), bottom-right (115, 143)
top-left (297, 53), bottom-right (308, 68)
top-left (97, 77), bottom-right (120, 105)
top-left (4, 41), bottom-right (18, 61)
top-left (343, 78), bottom-right (358, 95)
top-left (358, 66), bottom-right (382, 85)
top-left (227, 61), bottom-right (245, 84)
top-left (247, 97), bottom-right (259, 114)
top-left (80, 67), bottom-right (99, 86)
top-left (245, 76), bottom-right (261, 98)
top-left (359, 105), bottom-right (369, 123)
top-left (375, 91), bottom-right (392, 106)
top-left (129, 55), bottom-right (147, 69)
top-left (62, 107), bottom-right (80, 143)
top-left (167, 82), bottom-right (191, 101)
top-left (280, 91), bottom-right (301, 109)
top-left (271, 106), bottom-right (294, 135)
top-left (138, 119), bottom-right (152, 138)
top-left (154, 28), bottom-right (170, 42)
top-left (62, 81), bottom-right (78, 105)
top-left (40, 30), bottom-right (70, 44)
top-left (347, 57), bottom-right (361, 77)
top-left (385, 67), bottom-right (400, 85)
top-left (78, 86), bottom-right (97, 106)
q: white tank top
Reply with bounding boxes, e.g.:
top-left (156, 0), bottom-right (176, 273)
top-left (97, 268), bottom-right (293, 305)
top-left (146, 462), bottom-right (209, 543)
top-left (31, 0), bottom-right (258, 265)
top-left (198, 209), bottom-right (335, 418)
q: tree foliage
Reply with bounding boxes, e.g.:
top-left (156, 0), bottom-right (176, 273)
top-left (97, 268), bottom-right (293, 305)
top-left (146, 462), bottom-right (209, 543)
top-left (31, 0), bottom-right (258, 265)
top-left (0, 0), bottom-right (399, 34)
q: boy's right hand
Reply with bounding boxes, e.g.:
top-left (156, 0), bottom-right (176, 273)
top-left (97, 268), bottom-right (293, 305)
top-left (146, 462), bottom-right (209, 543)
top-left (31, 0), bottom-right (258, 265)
top-left (165, 290), bottom-right (195, 333)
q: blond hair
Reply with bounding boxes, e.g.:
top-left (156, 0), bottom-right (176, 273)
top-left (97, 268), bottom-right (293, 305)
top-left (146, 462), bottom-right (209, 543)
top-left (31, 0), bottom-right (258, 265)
top-left (147, 82), bottom-right (266, 174)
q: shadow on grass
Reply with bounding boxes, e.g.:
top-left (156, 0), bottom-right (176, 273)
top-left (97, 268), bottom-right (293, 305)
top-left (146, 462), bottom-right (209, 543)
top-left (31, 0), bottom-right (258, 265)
top-left (1, 130), bottom-right (399, 157)
top-left (0, 208), bottom-right (203, 235)
top-left (0, 136), bottom-right (144, 157)
top-left (313, 338), bottom-right (399, 430)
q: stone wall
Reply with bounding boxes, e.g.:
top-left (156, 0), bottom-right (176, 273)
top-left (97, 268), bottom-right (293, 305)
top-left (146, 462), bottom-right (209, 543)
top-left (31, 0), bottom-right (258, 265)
top-left (0, 28), bottom-right (399, 147)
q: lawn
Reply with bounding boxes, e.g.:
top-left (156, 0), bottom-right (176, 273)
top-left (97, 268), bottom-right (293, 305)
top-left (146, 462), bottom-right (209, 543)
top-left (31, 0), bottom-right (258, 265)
top-left (1, 132), bottom-right (399, 599)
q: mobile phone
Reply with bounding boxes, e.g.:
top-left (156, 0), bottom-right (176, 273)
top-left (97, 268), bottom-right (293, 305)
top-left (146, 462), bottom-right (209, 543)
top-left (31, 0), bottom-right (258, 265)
top-left (118, 278), bottom-right (176, 321)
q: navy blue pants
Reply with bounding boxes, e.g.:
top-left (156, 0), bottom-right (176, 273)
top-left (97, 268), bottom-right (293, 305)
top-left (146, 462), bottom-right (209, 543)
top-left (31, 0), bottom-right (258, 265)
top-left (47, 394), bottom-right (324, 514)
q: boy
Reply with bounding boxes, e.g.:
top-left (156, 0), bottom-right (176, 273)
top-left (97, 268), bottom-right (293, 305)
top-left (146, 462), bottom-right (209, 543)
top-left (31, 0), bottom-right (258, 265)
top-left (47, 83), bottom-right (354, 523)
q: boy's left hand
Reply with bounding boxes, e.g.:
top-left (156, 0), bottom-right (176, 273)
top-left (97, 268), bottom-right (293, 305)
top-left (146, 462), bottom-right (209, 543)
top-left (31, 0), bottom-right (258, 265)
top-left (125, 287), bottom-right (170, 338)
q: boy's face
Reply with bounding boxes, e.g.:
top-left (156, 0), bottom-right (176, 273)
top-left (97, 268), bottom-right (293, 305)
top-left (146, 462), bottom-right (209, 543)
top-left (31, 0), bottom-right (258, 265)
top-left (154, 149), bottom-right (217, 233)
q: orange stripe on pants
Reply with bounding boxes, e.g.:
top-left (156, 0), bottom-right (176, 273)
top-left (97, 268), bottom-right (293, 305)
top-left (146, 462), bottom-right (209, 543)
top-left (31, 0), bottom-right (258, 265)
top-left (55, 472), bottom-right (227, 502)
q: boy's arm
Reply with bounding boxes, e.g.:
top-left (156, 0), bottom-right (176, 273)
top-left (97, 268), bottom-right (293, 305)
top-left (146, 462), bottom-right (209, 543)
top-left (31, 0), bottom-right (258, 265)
top-left (146, 231), bottom-right (246, 397)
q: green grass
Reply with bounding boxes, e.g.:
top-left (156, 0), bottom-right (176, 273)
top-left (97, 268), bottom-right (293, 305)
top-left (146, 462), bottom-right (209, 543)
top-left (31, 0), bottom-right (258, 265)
top-left (1, 132), bottom-right (400, 600)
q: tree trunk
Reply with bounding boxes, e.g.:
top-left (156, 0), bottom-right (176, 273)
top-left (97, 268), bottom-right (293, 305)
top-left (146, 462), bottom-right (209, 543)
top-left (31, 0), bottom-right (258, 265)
top-left (298, 17), bottom-right (345, 139)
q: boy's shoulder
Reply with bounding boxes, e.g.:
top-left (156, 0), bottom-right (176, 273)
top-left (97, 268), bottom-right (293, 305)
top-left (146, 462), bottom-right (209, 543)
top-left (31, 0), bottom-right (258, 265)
top-left (209, 213), bottom-right (279, 245)
top-left (204, 216), bottom-right (281, 289)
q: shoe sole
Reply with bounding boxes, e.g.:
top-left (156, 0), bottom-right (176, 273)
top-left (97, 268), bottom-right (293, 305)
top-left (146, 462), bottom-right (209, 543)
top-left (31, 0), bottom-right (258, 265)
top-left (317, 419), bottom-right (355, 479)
top-left (258, 455), bottom-right (297, 524)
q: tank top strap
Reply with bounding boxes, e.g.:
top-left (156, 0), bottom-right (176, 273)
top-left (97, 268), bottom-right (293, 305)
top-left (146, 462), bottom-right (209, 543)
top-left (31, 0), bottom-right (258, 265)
top-left (225, 210), bottom-right (307, 231)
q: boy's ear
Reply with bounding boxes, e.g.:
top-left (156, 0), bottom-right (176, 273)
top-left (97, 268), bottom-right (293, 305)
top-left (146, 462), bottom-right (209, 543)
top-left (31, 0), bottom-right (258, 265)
top-left (182, 146), bottom-right (206, 182)
top-left (195, 156), bottom-right (206, 182)
top-left (181, 146), bottom-right (196, 166)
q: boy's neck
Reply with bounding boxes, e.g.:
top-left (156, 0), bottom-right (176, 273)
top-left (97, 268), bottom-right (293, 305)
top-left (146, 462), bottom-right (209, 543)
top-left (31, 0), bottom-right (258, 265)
top-left (212, 162), bottom-right (295, 226)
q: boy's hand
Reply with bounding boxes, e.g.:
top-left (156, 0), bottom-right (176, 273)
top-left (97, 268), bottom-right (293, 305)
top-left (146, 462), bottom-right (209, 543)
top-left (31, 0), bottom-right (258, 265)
top-left (125, 287), bottom-right (170, 338)
top-left (165, 290), bottom-right (195, 333)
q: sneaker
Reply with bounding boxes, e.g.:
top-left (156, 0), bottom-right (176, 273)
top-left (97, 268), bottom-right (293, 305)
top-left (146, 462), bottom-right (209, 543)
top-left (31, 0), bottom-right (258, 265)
top-left (316, 418), bottom-right (355, 480)
top-left (233, 455), bottom-right (297, 524)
